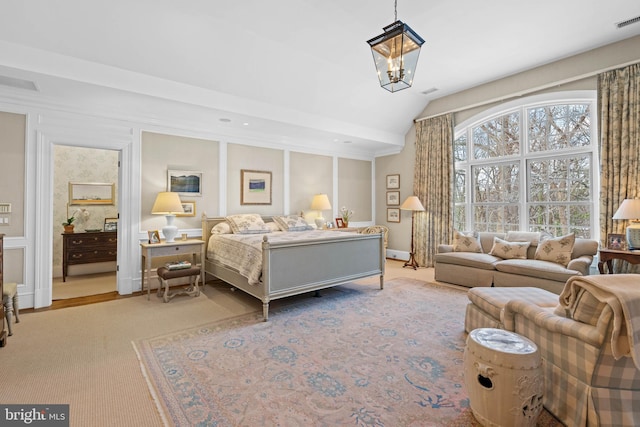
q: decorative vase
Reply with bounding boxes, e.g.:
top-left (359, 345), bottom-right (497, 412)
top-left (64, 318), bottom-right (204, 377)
top-left (63, 224), bottom-right (75, 233)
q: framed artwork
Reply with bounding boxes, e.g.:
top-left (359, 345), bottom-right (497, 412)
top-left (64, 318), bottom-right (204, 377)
top-left (607, 233), bottom-right (626, 250)
top-left (177, 201), bottom-right (196, 217)
top-left (148, 230), bottom-right (161, 244)
top-left (386, 191), bottom-right (400, 206)
top-left (335, 218), bottom-right (345, 228)
top-left (387, 208), bottom-right (400, 223)
top-left (104, 218), bottom-right (118, 232)
top-left (386, 174), bottom-right (400, 189)
top-left (168, 170), bottom-right (202, 196)
top-left (241, 169), bottom-right (272, 205)
top-left (69, 182), bottom-right (115, 205)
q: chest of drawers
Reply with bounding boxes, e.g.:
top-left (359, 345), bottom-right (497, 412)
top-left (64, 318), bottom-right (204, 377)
top-left (62, 231), bottom-right (117, 281)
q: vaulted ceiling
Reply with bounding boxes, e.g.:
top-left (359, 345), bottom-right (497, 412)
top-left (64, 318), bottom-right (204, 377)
top-left (0, 1), bottom-right (639, 155)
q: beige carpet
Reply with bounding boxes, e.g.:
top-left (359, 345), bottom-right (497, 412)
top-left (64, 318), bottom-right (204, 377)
top-left (52, 272), bottom-right (117, 300)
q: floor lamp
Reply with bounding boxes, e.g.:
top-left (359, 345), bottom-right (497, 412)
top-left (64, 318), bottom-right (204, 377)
top-left (400, 196), bottom-right (425, 270)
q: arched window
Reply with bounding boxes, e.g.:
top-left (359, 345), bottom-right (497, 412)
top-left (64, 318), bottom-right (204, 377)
top-left (453, 91), bottom-right (598, 238)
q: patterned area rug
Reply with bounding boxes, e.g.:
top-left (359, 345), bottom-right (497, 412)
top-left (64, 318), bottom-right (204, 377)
top-left (134, 279), bottom-right (561, 426)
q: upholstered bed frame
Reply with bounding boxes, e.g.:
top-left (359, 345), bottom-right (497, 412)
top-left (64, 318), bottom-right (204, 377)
top-left (201, 215), bottom-right (385, 320)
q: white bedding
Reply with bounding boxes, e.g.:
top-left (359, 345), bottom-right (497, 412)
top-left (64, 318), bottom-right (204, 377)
top-left (207, 230), bottom-right (357, 285)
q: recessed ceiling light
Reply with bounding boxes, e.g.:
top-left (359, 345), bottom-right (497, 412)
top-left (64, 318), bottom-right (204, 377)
top-left (243, 122), bottom-right (249, 126)
top-left (343, 140), bottom-right (352, 144)
top-left (219, 118), bottom-right (231, 123)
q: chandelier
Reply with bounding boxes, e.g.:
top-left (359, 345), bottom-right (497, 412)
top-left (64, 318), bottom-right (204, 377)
top-left (366, 0), bottom-right (425, 92)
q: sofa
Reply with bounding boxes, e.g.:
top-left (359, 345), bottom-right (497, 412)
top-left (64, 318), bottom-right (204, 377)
top-left (435, 231), bottom-right (598, 294)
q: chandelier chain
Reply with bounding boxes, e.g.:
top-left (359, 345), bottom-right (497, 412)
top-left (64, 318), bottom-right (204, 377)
top-left (394, 0), bottom-right (398, 22)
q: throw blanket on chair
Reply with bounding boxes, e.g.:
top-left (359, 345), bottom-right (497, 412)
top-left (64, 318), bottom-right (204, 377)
top-left (559, 274), bottom-right (640, 370)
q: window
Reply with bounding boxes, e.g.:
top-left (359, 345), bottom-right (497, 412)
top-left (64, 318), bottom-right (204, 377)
top-left (453, 92), bottom-right (597, 238)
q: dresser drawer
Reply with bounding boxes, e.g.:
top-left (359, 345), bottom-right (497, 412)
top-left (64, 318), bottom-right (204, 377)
top-left (68, 248), bottom-right (117, 264)
top-left (148, 243), bottom-right (202, 257)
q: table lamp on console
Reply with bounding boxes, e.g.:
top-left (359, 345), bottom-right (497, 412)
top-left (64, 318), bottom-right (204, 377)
top-left (613, 198), bottom-right (640, 250)
top-left (151, 192), bottom-right (184, 243)
top-left (311, 193), bottom-right (332, 229)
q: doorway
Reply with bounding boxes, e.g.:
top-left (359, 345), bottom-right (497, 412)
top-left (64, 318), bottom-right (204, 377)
top-left (52, 145), bottom-right (119, 300)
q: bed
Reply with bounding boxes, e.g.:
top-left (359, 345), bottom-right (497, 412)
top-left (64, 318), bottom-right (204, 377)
top-left (201, 214), bottom-right (385, 320)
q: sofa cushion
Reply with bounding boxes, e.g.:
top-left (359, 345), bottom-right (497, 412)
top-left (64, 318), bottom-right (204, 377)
top-left (453, 230), bottom-right (482, 253)
top-left (467, 286), bottom-right (559, 322)
top-left (506, 231), bottom-right (541, 245)
top-left (495, 259), bottom-right (580, 282)
top-left (489, 237), bottom-right (530, 259)
top-left (555, 287), bottom-right (607, 327)
top-left (535, 233), bottom-right (575, 266)
top-left (434, 252), bottom-right (500, 270)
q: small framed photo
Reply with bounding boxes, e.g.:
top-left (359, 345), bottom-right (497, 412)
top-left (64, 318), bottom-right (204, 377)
top-left (148, 230), bottom-right (161, 244)
top-left (168, 170), bottom-right (202, 197)
top-left (177, 201), bottom-right (196, 217)
top-left (335, 218), bottom-right (346, 228)
top-left (104, 218), bottom-right (118, 232)
top-left (607, 233), bottom-right (626, 250)
top-left (386, 174), bottom-right (400, 189)
top-left (386, 191), bottom-right (400, 206)
top-left (387, 208), bottom-right (400, 223)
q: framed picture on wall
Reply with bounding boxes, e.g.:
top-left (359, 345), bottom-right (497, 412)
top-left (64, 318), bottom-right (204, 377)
top-left (241, 169), bottom-right (272, 205)
top-left (168, 170), bottom-right (202, 196)
top-left (386, 174), bottom-right (400, 189)
top-left (387, 208), bottom-right (400, 223)
top-left (69, 182), bottom-right (115, 205)
top-left (386, 191), bottom-right (400, 206)
top-left (177, 201), bottom-right (196, 217)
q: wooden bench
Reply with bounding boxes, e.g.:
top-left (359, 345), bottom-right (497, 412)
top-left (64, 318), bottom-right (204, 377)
top-left (156, 266), bottom-right (201, 303)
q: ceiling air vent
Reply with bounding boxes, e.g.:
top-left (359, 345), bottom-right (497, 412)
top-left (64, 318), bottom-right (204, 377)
top-left (616, 15), bottom-right (640, 29)
top-left (0, 75), bottom-right (38, 91)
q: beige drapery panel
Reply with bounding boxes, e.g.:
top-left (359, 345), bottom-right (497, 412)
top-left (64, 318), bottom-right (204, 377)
top-left (413, 114), bottom-right (453, 267)
top-left (598, 63), bottom-right (640, 273)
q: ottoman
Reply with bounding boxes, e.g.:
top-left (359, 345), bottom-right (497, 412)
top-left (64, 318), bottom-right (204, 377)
top-left (465, 287), bottom-right (558, 333)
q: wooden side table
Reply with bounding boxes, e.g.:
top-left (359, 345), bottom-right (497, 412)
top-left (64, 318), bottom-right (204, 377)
top-left (598, 248), bottom-right (640, 274)
top-left (140, 239), bottom-right (205, 299)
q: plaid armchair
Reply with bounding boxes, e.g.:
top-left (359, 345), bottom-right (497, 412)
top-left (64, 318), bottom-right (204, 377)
top-left (502, 275), bottom-right (640, 427)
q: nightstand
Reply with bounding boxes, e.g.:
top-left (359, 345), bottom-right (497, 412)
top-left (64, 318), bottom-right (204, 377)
top-left (140, 239), bottom-right (205, 300)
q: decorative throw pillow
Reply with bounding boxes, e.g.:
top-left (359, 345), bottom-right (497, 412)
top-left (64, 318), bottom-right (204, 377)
top-left (273, 215), bottom-right (313, 232)
top-left (452, 230), bottom-right (482, 253)
top-left (225, 214), bottom-right (270, 234)
top-left (489, 237), bottom-right (530, 259)
top-left (569, 288), bottom-right (607, 326)
top-left (535, 233), bottom-right (575, 266)
top-left (211, 222), bottom-right (231, 235)
top-left (265, 222), bottom-right (281, 232)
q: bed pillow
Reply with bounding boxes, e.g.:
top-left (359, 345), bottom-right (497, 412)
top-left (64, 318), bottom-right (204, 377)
top-left (535, 233), bottom-right (575, 266)
top-left (225, 213), bottom-right (270, 234)
top-left (489, 236), bottom-right (530, 259)
top-left (273, 215), bottom-right (313, 231)
top-left (211, 222), bottom-right (232, 235)
top-left (265, 222), bottom-right (281, 232)
top-left (453, 230), bottom-right (482, 253)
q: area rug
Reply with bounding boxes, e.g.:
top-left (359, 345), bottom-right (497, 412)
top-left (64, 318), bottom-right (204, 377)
top-left (134, 279), bottom-right (561, 426)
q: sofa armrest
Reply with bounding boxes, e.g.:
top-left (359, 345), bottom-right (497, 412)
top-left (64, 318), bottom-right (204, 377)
top-left (567, 255), bottom-right (593, 275)
top-left (437, 244), bottom-right (453, 254)
top-left (502, 299), bottom-right (605, 347)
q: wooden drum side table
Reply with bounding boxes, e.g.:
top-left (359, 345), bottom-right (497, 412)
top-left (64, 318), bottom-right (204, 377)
top-left (598, 248), bottom-right (640, 274)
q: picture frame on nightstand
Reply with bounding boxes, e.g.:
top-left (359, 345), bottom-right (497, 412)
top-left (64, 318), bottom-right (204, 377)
top-left (607, 233), bottom-right (626, 250)
top-left (148, 230), bottom-right (160, 244)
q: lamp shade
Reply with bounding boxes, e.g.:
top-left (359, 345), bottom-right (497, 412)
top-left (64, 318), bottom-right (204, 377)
top-left (151, 192), bottom-right (184, 215)
top-left (310, 194), bottom-right (332, 211)
top-left (367, 20), bottom-right (425, 93)
top-left (400, 196), bottom-right (425, 211)
top-left (151, 192), bottom-right (184, 243)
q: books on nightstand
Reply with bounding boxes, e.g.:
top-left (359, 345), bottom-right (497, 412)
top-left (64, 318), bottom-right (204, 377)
top-left (165, 261), bottom-right (192, 270)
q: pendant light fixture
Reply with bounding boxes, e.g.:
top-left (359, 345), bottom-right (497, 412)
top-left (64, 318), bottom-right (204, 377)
top-left (367, 0), bottom-right (425, 92)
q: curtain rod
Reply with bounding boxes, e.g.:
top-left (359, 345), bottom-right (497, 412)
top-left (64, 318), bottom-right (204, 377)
top-left (414, 60), bottom-right (639, 123)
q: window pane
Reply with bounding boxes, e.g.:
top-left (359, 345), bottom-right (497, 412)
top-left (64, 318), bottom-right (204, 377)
top-left (473, 204), bottom-right (519, 232)
top-left (453, 205), bottom-right (466, 231)
top-left (473, 163), bottom-right (519, 203)
top-left (528, 104), bottom-right (591, 152)
top-left (454, 134), bottom-right (467, 162)
top-left (528, 155), bottom-right (591, 202)
top-left (454, 170), bottom-right (465, 203)
top-left (473, 112), bottom-right (519, 159)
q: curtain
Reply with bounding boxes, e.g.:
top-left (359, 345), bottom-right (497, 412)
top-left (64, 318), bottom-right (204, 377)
top-left (413, 114), bottom-right (453, 267)
top-left (598, 63), bottom-right (640, 273)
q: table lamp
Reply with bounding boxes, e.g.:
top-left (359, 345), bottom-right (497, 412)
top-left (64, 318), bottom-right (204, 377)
top-left (311, 194), bottom-right (332, 229)
top-left (400, 196), bottom-right (425, 269)
top-left (613, 198), bottom-right (640, 250)
top-left (151, 192), bottom-right (184, 243)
